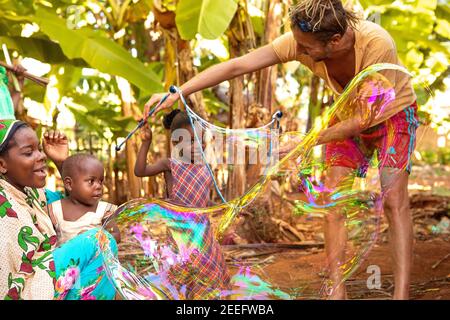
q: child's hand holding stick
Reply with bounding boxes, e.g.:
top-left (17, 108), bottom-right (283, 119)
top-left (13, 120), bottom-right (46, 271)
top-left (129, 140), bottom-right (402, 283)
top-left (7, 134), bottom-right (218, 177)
top-left (140, 122), bottom-right (152, 142)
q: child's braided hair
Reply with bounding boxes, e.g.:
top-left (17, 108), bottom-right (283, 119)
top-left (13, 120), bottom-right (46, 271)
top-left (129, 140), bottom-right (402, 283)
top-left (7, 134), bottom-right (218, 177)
top-left (162, 109), bottom-right (191, 131)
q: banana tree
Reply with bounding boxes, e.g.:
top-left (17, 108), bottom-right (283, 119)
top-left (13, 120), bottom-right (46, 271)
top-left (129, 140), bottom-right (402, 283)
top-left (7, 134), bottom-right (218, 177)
top-left (0, 5), bottom-right (163, 94)
top-left (359, 0), bottom-right (450, 104)
top-left (0, 0), bottom-right (165, 199)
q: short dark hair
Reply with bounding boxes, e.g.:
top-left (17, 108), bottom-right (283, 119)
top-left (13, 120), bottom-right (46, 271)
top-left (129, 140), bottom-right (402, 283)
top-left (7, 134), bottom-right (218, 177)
top-left (162, 110), bottom-right (191, 131)
top-left (61, 153), bottom-right (102, 179)
top-left (289, 0), bottom-right (360, 43)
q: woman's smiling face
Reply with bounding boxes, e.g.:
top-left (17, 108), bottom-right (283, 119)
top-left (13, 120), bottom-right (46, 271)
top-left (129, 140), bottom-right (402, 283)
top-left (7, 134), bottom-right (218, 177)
top-left (0, 126), bottom-right (47, 190)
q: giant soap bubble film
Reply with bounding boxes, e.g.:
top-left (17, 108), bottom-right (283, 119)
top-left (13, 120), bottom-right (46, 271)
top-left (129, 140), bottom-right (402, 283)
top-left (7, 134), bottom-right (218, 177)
top-left (97, 64), bottom-right (429, 299)
top-left (0, 0), bottom-right (448, 302)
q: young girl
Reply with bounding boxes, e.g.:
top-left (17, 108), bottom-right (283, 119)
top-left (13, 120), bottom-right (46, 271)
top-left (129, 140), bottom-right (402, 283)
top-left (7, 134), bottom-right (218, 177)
top-left (0, 119), bottom-right (117, 300)
top-left (134, 110), bottom-right (230, 299)
top-left (48, 154), bottom-right (120, 246)
top-left (135, 109), bottom-right (211, 206)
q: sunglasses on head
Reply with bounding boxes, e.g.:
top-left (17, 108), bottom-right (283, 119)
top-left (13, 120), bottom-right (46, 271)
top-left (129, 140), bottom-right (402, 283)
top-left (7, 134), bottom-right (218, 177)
top-left (298, 20), bottom-right (313, 32)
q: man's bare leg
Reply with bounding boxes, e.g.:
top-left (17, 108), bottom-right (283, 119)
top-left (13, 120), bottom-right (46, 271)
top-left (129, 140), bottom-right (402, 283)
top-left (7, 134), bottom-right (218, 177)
top-left (323, 166), bottom-right (355, 299)
top-left (381, 169), bottom-right (413, 300)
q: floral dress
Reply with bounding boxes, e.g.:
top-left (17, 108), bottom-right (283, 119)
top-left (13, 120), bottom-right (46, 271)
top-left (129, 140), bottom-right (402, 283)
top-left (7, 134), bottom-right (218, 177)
top-left (0, 179), bottom-right (117, 300)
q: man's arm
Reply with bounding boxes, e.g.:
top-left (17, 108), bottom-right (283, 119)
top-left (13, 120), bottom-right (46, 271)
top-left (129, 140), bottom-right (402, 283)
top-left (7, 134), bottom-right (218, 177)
top-left (181, 44), bottom-right (281, 96)
top-left (145, 44), bottom-right (282, 114)
top-left (316, 117), bottom-right (362, 146)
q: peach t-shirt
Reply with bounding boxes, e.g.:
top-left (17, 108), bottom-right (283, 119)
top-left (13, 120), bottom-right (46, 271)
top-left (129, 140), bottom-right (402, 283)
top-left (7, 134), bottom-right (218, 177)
top-left (271, 20), bottom-right (416, 125)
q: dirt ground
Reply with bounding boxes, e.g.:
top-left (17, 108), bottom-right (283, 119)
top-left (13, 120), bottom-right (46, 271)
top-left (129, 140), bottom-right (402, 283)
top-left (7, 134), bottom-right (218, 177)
top-left (116, 164), bottom-right (450, 300)
top-left (224, 238), bottom-right (449, 300)
top-left (223, 165), bottom-right (450, 300)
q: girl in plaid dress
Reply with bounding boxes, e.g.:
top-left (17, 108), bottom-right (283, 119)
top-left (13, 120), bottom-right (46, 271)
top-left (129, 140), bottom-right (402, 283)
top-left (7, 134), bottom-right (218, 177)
top-left (135, 110), bottom-right (230, 299)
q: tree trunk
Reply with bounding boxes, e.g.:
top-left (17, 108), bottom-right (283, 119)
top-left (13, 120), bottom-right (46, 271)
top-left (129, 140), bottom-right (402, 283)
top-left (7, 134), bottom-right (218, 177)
top-left (227, 13), bottom-right (247, 200)
top-left (105, 142), bottom-right (115, 203)
top-left (160, 28), bottom-right (177, 172)
top-left (177, 37), bottom-right (209, 120)
top-left (160, 24), bottom-right (208, 120)
top-left (113, 158), bottom-right (121, 204)
top-left (116, 76), bottom-right (141, 199)
top-left (247, 0), bottom-right (283, 187)
top-left (256, 0), bottom-right (282, 114)
top-left (250, 0), bottom-right (284, 232)
top-left (154, 8), bottom-right (211, 200)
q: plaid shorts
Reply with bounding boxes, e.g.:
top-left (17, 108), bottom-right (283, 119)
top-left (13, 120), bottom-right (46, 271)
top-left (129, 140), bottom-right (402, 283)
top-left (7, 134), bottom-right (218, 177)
top-left (325, 102), bottom-right (420, 177)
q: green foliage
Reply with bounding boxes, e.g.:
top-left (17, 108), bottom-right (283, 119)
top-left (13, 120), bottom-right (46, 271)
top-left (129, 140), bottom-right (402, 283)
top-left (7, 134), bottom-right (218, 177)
top-left (360, 0), bottom-right (450, 108)
top-left (22, 81), bottom-right (46, 102)
top-left (250, 15), bottom-right (265, 37)
top-left (0, 2), bottom-right (163, 94)
top-left (361, 0), bottom-right (450, 73)
top-left (65, 76), bottom-right (136, 141)
top-left (175, 0), bottom-right (239, 40)
top-left (31, 7), bottom-right (162, 94)
top-left (125, 0), bottom-right (153, 23)
top-left (0, 36), bottom-right (84, 65)
top-left (420, 148), bottom-right (450, 165)
top-left (359, 0), bottom-right (392, 6)
top-left (0, 0), bottom-right (447, 155)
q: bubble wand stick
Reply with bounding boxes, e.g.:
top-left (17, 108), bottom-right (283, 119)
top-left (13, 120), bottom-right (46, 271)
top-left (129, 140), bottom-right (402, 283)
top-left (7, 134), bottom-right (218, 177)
top-left (115, 86), bottom-right (177, 151)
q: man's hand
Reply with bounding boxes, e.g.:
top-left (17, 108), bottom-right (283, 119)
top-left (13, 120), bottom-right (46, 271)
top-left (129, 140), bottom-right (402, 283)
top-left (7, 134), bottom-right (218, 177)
top-left (278, 144), bottom-right (295, 159)
top-left (143, 92), bottom-right (180, 119)
top-left (43, 130), bottom-right (69, 168)
top-left (278, 135), bottom-right (303, 159)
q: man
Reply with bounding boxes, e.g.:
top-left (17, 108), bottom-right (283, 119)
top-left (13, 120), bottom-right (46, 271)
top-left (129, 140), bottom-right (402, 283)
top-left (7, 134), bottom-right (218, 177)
top-left (145, 0), bottom-right (418, 299)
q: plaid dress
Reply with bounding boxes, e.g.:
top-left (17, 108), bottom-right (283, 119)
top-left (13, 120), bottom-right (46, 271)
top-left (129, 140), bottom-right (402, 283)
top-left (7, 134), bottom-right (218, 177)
top-left (168, 158), bottom-right (212, 208)
top-left (166, 159), bottom-right (230, 299)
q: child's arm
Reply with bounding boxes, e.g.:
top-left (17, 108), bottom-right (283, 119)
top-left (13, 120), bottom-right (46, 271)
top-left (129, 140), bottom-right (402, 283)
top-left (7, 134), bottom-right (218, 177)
top-left (134, 123), bottom-right (170, 177)
top-left (43, 130), bottom-right (69, 175)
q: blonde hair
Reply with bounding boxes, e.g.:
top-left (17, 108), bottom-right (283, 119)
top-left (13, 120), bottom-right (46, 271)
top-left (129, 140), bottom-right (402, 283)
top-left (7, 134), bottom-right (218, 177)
top-left (289, 0), bottom-right (360, 42)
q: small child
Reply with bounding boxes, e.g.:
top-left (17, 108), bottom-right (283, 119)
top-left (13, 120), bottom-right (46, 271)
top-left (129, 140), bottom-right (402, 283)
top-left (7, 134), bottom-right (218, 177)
top-left (135, 110), bottom-right (230, 299)
top-left (135, 109), bottom-right (211, 206)
top-left (48, 154), bottom-right (120, 246)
